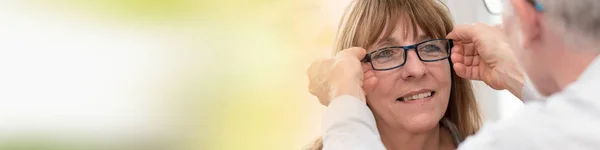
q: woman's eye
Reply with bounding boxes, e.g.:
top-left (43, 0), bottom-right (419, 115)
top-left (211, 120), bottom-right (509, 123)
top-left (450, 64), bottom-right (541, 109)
top-left (374, 49), bottom-right (395, 58)
top-left (420, 44), bottom-right (442, 53)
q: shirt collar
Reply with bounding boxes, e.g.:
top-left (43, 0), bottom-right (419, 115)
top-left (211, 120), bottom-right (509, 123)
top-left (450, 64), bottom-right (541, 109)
top-left (575, 56), bottom-right (600, 82)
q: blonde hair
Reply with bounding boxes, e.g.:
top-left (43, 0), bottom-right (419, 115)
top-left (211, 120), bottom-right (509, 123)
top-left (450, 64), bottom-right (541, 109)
top-left (306, 0), bottom-right (482, 149)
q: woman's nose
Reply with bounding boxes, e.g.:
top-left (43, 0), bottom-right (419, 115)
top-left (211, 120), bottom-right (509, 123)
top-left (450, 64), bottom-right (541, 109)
top-left (401, 51), bottom-right (427, 80)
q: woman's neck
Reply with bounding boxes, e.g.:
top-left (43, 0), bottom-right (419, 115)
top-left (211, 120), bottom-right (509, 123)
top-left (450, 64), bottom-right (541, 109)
top-left (376, 121), bottom-right (453, 150)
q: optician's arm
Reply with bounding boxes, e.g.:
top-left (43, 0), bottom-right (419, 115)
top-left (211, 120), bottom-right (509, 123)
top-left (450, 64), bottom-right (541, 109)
top-left (322, 95), bottom-right (386, 150)
top-left (501, 74), bottom-right (545, 101)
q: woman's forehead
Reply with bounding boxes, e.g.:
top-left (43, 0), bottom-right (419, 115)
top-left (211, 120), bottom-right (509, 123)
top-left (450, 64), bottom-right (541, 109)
top-left (377, 33), bottom-right (429, 45)
top-left (371, 24), bottom-right (430, 48)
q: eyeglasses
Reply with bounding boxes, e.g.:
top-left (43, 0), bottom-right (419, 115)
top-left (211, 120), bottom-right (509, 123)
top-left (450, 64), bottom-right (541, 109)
top-left (361, 39), bottom-right (453, 71)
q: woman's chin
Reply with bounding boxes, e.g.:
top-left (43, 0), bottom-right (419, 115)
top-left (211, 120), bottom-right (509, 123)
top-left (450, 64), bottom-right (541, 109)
top-left (372, 103), bottom-right (447, 132)
top-left (399, 116), bottom-right (443, 132)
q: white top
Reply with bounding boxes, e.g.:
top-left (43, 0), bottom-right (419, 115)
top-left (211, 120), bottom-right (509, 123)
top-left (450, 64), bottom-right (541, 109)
top-left (322, 56), bottom-right (600, 150)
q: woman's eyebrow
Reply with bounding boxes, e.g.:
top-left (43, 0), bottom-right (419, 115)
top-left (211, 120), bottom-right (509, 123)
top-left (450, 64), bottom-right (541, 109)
top-left (375, 37), bottom-right (398, 46)
top-left (375, 34), bottom-right (431, 47)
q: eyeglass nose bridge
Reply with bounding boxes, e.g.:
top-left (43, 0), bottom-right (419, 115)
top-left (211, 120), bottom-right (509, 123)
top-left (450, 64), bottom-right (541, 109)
top-left (402, 45), bottom-right (416, 50)
top-left (400, 45), bottom-right (419, 60)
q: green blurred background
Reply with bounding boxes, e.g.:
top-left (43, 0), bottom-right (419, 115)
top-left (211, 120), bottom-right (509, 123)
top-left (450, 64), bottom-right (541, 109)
top-left (0, 0), bottom-right (348, 150)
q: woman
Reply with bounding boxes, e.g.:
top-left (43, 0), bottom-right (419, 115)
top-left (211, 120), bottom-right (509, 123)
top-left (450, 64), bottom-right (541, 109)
top-left (306, 0), bottom-right (481, 149)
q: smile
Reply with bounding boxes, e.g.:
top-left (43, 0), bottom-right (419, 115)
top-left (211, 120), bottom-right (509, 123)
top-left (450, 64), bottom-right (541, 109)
top-left (397, 91), bottom-right (435, 102)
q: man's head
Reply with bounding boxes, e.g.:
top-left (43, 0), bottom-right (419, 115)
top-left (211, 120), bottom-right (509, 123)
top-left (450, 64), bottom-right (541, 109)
top-left (503, 0), bottom-right (600, 96)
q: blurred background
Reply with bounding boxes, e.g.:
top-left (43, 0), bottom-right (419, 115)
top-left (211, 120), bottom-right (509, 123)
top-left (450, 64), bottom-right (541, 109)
top-left (0, 0), bottom-right (521, 150)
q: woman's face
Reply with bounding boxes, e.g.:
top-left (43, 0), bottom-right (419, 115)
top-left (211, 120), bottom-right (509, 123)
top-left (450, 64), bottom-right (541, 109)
top-left (365, 22), bottom-right (452, 133)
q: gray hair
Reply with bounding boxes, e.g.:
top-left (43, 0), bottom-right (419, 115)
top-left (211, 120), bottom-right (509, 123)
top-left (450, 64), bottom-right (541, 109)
top-left (538, 0), bottom-right (600, 49)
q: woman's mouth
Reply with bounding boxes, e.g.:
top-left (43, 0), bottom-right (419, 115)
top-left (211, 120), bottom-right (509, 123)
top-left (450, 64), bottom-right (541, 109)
top-left (396, 91), bottom-right (435, 102)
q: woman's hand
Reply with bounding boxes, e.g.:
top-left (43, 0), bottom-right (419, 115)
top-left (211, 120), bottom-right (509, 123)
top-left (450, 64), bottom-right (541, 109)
top-left (447, 23), bottom-right (525, 98)
top-left (306, 47), bottom-right (378, 106)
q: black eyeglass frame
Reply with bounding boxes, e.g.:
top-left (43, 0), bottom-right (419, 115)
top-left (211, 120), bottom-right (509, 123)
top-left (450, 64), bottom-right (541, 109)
top-left (361, 39), bottom-right (454, 71)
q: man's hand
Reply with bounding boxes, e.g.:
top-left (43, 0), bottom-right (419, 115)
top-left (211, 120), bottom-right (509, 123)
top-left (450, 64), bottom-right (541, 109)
top-left (306, 47), bottom-right (378, 106)
top-left (447, 23), bottom-right (525, 98)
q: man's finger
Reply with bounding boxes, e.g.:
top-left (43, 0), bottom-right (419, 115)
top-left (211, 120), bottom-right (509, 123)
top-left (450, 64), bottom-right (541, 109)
top-left (454, 63), bottom-right (484, 81)
top-left (306, 59), bottom-right (324, 82)
top-left (473, 55), bottom-right (481, 66)
top-left (463, 43), bottom-right (476, 56)
top-left (450, 53), bottom-right (464, 64)
top-left (468, 66), bottom-right (482, 80)
top-left (338, 47), bottom-right (367, 61)
top-left (464, 55), bottom-right (474, 66)
top-left (451, 44), bottom-right (464, 55)
top-left (453, 63), bottom-right (468, 79)
top-left (447, 24), bottom-right (475, 43)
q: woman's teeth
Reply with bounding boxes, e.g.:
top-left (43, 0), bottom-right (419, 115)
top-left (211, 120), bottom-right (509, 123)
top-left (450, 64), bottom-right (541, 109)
top-left (401, 91), bottom-right (433, 101)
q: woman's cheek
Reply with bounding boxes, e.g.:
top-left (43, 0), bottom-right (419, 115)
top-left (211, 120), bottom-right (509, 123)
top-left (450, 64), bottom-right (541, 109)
top-left (371, 73), bottom-right (398, 97)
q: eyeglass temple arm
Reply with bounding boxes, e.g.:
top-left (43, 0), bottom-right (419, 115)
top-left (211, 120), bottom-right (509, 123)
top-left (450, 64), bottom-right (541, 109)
top-left (527, 0), bottom-right (544, 12)
top-left (361, 55), bottom-right (370, 63)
